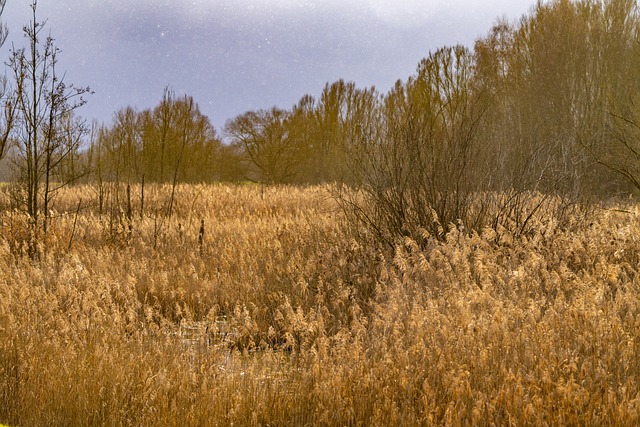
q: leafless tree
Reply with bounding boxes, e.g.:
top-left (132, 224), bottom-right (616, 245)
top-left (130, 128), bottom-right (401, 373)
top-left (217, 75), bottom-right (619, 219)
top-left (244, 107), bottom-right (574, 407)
top-left (0, 0), bottom-right (14, 161)
top-left (225, 107), bottom-right (302, 184)
top-left (341, 46), bottom-right (491, 246)
top-left (8, 1), bottom-right (91, 242)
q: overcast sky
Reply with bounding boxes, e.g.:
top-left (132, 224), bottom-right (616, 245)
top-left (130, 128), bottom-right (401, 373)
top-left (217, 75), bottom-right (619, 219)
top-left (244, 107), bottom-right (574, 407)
top-left (1, 0), bottom-right (535, 130)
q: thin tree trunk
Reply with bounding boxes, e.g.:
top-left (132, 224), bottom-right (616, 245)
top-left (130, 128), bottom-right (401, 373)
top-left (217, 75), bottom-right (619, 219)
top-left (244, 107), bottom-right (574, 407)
top-left (140, 174), bottom-right (145, 219)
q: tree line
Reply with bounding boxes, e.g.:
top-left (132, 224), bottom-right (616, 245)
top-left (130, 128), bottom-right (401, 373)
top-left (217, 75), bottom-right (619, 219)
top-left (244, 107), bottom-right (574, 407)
top-left (221, 0), bottom-right (640, 193)
top-left (224, 0), bottom-right (639, 196)
top-left (88, 88), bottom-right (243, 185)
top-left (2, 0), bottom-right (640, 244)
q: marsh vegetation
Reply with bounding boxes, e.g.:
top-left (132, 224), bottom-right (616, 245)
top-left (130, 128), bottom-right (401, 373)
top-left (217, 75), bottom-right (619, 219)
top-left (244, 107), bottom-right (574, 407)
top-left (0, 184), bottom-right (639, 425)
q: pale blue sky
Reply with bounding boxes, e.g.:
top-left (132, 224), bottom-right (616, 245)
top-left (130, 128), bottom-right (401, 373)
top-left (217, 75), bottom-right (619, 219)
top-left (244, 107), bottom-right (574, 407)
top-left (1, 0), bottom-right (536, 130)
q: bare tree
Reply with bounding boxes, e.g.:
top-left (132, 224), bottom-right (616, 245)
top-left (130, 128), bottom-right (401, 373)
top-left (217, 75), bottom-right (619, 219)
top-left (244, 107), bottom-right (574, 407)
top-left (578, 1), bottom-right (640, 194)
top-left (591, 98), bottom-right (640, 192)
top-left (0, 0), bottom-right (14, 160)
top-left (342, 46), bottom-right (490, 246)
top-left (8, 1), bottom-right (91, 242)
top-left (55, 111), bottom-right (90, 185)
top-left (313, 80), bottom-right (378, 183)
top-left (225, 107), bottom-right (302, 184)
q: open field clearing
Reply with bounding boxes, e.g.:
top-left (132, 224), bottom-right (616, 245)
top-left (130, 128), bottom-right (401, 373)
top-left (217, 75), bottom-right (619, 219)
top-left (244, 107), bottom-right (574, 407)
top-left (1, 184), bottom-right (640, 425)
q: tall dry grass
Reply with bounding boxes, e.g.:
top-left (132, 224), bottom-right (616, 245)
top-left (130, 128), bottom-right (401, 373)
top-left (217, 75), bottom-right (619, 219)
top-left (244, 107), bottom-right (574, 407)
top-left (0, 183), bottom-right (639, 425)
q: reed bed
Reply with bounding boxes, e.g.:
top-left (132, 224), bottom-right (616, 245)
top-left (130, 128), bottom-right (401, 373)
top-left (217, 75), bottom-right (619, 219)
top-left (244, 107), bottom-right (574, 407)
top-left (0, 184), bottom-right (639, 425)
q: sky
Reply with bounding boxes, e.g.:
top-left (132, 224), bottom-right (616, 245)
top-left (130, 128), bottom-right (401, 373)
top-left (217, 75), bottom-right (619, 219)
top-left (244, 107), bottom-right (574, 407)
top-left (1, 0), bottom-right (536, 132)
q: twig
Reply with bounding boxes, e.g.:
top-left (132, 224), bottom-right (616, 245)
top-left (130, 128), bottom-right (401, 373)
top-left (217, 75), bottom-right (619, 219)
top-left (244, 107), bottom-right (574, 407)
top-left (67, 199), bottom-right (82, 252)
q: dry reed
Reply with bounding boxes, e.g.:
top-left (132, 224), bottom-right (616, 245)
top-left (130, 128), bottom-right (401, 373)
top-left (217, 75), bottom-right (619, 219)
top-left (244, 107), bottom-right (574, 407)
top-left (0, 184), bottom-right (639, 425)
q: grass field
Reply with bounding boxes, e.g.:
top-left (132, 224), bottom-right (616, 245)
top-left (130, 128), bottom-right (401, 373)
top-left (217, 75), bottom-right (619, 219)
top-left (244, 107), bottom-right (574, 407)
top-left (1, 184), bottom-right (639, 425)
